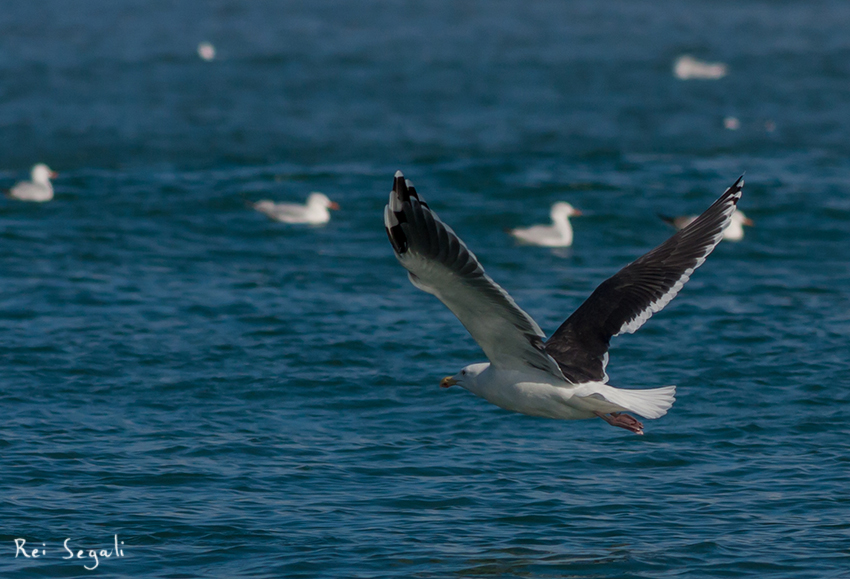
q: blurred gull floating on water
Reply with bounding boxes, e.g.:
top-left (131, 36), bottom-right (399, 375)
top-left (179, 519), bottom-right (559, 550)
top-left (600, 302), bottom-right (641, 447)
top-left (673, 54), bottom-right (728, 80)
top-left (508, 202), bottom-right (582, 247)
top-left (5, 163), bottom-right (57, 202)
top-left (252, 192), bottom-right (339, 224)
top-left (197, 41), bottom-right (216, 61)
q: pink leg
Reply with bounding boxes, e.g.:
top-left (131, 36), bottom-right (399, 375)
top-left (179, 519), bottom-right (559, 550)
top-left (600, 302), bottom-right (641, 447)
top-left (595, 411), bottom-right (644, 435)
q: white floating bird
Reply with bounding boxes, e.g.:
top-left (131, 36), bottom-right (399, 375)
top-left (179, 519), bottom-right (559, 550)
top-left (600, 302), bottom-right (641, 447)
top-left (673, 55), bottom-right (728, 80)
top-left (197, 41), bottom-right (216, 61)
top-left (509, 202), bottom-right (582, 247)
top-left (385, 171), bottom-right (743, 434)
top-left (660, 209), bottom-right (752, 241)
top-left (723, 116), bottom-right (741, 130)
top-left (253, 192), bottom-right (339, 225)
top-left (6, 164), bottom-right (57, 202)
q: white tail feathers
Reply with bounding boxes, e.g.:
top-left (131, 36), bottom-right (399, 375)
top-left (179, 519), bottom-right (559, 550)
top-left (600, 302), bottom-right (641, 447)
top-left (595, 385), bottom-right (677, 419)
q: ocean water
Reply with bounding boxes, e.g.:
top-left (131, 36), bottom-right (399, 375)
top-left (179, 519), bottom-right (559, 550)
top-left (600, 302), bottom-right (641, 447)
top-left (2, 1), bottom-right (850, 577)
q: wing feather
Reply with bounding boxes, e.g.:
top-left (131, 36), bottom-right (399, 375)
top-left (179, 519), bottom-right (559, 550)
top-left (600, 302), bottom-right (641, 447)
top-left (385, 172), bottom-right (563, 377)
top-left (545, 176), bottom-right (744, 384)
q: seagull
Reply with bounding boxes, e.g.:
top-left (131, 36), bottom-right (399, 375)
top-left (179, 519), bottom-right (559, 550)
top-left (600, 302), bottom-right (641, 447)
top-left (673, 55), bottom-right (728, 80)
top-left (6, 164), bottom-right (57, 202)
top-left (385, 171), bottom-right (743, 434)
top-left (508, 202), bottom-right (582, 247)
top-left (252, 192), bottom-right (340, 225)
top-left (660, 209), bottom-right (752, 241)
top-left (197, 41), bottom-right (216, 61)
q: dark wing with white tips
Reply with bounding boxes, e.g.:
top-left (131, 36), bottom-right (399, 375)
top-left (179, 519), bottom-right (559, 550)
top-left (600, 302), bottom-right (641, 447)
top-left (385, 171), bottom-right (564, 377)
top-left (545, 177), bottom-right (744, 384)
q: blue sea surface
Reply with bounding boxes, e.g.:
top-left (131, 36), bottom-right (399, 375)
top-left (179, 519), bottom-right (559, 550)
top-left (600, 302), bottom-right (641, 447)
top-left (2, 1), bottom-right (850, 577)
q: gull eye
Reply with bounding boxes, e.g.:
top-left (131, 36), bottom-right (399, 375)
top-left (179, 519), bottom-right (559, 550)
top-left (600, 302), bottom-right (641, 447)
top-left (461, 369), bottom-right (466, 375)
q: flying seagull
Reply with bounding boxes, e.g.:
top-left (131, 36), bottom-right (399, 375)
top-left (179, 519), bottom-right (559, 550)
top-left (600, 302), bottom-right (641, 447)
top-left (384, 171), bottom-right (743, 434)
top-left (508, 201), bottom-right (582, 247)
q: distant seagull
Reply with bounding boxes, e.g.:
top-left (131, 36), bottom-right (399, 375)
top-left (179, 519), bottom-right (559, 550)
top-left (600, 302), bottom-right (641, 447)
top-left (197, 42), bottom-right (216, 61)
top-left (508, 202), bottom-right (582, 247)
top-left (660, 208), bottom-right (753, 241)
top-left (385, 171), bottom-right (744, 434)
top-left (252, 192), bottom-right (340, 225)
top-left (6, 164), bottom-right (57, 202)
top-left (673, 55), bottom-right (728, 80)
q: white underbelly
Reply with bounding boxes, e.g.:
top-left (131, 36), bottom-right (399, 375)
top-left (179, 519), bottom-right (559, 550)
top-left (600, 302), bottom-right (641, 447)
top-left (480, 378), bottom-right (598, 420)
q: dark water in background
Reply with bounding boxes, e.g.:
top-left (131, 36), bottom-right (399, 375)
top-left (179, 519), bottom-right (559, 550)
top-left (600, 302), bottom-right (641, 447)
top-left (2, 1), bottom-right (850, 577)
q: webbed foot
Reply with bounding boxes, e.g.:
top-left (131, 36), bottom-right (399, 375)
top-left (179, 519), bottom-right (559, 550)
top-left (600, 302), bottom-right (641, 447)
top-left (595, 411), bottom-right (644, 435)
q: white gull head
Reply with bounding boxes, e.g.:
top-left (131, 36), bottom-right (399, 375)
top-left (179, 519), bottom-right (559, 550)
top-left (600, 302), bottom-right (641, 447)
top-left (440, 363), bottom-right (489, 396)
top-left (31, 163), bottom-right (57, 185)
top-left (307, 192), bottom-right (339, 211)
top-left (303, 192), bottom-right (340, 223)
top-left (550, 201), bottom-right (581, 222)
top-left (723, 210), bottom-right (754, 241)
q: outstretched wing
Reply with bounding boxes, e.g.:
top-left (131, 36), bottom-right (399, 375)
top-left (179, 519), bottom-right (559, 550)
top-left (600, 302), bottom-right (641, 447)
top-left (545, 177), bottom-right (744, 384)
top-left (385, 171), bottom-right (564, 377)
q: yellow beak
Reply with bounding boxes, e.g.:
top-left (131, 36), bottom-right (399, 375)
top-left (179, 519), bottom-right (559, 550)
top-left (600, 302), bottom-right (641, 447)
top-left (439, 376), bottom-right (457, 388)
